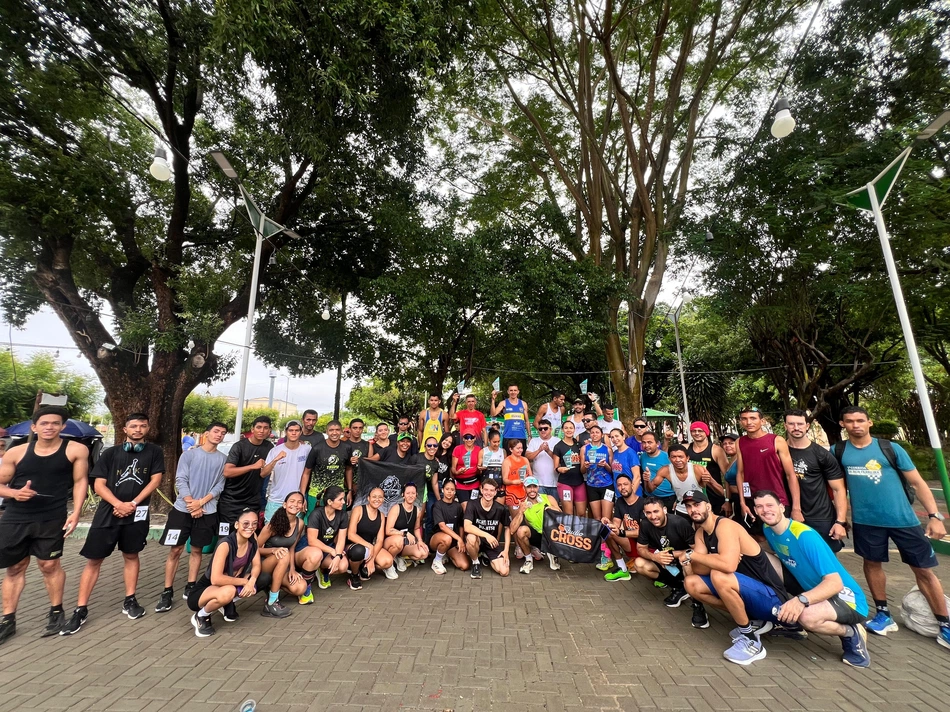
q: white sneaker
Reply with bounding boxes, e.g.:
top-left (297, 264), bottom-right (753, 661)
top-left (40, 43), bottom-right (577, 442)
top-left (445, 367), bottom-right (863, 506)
top-left (383, 566), bottom-right (399, 580)
top-left (431, 559), bottom-right (446, 575)
top-left (394, 556), bottom-right (407, 573)
top-left (547, 553), bottom-right (560, 570)
top-left (530, 547), bottom-right (543, 560)
top-left (515, 547), bottom-right (525, 559)
top-left (520, 558), bottom-right (534, 575)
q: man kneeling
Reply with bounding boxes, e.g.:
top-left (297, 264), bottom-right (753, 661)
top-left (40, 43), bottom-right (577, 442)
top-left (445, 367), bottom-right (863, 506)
top-left (754, 490), bottom-right (871, 667)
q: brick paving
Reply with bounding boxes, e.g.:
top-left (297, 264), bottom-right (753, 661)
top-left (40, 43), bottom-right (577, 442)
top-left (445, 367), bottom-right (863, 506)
top-left (1, 541), bottom-right (949, 712)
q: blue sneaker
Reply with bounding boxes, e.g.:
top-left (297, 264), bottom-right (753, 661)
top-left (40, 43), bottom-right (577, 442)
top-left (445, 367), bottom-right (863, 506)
top-left (841, 624), bottom-right (871, 668)
top-left (938, 624), bottom-right (950, 651)
top-left (864, 611), bottom-right (898, 636)
top-left (723, 633), bottom-right (766, 666)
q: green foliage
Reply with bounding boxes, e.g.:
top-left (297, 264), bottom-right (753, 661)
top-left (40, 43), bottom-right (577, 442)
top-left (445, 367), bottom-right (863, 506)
top-left (0, 351), bottom-right (101, 424)
top-left (181, 394), bottom-right (232, 434)
top-left (870, 420), bottom-right (901, 438)
top-left (346, 378), bottom-right (426, 426)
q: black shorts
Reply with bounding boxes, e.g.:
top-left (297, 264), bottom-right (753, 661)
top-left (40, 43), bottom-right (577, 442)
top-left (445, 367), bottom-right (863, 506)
top-left (851, 523), bottom-right (938, 569)
top-left (803, 518), bottom-right (843, 553)
top-left (186, 575), bottom-right (213, 612)
top-left (80, 522), bottom-right (149, 559)
top-left (585, 485), bottom-right (615, 503)
top-left (827, 594), bottom-right (868, 626)
top-left (527, 528), bottom-right (543, 549)
top-left (160, 508), bottom-right (219, 549)
top-left (0, 518), bottom-right (66, 567)
top-left (478, 539), bottom-right (506, 561)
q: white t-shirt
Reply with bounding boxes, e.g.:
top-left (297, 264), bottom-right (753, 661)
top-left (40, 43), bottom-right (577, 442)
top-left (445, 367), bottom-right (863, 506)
top-left (526, 436), bottom-right (560, 488)
top-left (599, 419), bottom-right (624, 435)
top-left (265, 442), bottom-right (312, 504)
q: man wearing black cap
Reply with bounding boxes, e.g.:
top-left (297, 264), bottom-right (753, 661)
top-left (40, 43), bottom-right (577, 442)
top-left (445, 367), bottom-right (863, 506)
top-left (681, 489), bottom-right (790, 665)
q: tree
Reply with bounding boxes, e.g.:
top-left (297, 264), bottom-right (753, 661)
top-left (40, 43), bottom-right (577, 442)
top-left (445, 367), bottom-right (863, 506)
top-left (0, 351), bottom-right (101, 424)
top-left (346, 378), bottom-right (426, 426)
top-left (180, 393), bottom-right (231, 434)
top-left (443, 0), bottom-right (810, 427)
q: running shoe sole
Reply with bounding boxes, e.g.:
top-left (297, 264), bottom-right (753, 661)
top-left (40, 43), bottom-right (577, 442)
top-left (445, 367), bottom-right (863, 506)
top-left (664, 591), bottom-right (690, 608)
top-left (58, 616), bottom-right (86, 636)
top-left (190, 613), bottom-right (214, 638)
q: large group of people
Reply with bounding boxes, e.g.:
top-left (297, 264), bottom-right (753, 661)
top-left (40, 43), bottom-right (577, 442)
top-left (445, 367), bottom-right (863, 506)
top-left (0, 394), bottom-right (948, 670)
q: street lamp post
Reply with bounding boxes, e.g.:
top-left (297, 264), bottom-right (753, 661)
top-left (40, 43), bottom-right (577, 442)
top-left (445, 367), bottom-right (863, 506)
top-left (672, 305), bottom-right (691, 428)
top-left (209, 151), bottom-right (301, 437)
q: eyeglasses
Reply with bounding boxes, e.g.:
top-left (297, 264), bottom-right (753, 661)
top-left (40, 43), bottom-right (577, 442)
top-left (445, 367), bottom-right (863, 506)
top-left (398, 422), bottom-right (410, 427)
top-left (462, 435), bottom-right (475, 440)
top-left (425, 443), bottom-right (439, 448)
top-left (633, 424), bottom-right (647, 429)
top-left (238, 521), bottom-right (257, 529)
top-left (538, 427), bottom-right (550, 431)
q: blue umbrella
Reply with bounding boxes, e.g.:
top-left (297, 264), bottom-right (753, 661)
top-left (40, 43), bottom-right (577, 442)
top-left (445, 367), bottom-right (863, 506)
top-left (4, 418), bottom-right (102, 439)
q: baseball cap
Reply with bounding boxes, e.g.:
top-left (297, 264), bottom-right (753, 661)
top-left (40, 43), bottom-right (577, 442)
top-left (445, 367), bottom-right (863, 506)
top-left (573, 398), bottom-right (585, 404)
top-left (720, 432), bottom-right (740, 442)
top-left (524, 477), bottom-right (540, 487)
top-left (285, 419), bottom-right (302, 429)
top-left (681, 489), bottom-right (709, 504)
top-left (397, 432), bottom-right (413, 441)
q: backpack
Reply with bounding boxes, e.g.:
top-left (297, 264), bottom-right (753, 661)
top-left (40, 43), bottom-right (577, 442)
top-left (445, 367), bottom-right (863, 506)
top-left (833, 438), bottom-right (915, 505)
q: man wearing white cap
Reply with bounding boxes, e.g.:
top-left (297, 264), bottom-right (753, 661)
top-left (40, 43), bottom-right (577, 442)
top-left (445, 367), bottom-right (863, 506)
top-left (511, 477), bottom-right (561, 574)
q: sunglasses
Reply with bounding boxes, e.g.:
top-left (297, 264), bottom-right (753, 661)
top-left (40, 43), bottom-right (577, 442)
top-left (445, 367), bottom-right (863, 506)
top-left (582, 419), bottom-right (594, 423)
top-left (425, 443), bottom-right (439, 448)
top-left (634, 424), bottom-right (647, 428)
top-left (538, 427), bottom-right (550, 431)
top-left (463, 435), bottom-right (475, 440)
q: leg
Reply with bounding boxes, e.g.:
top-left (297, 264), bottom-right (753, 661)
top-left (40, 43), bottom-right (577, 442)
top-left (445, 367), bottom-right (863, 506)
top-left (514, 526), bottom-right (532, 558)
top-left (709, 570), bottom-right (749, 625)
top-left (465, 534), bottom-right (480, 562)
top-left (269, 555), bottom-right (292, 594)
top-left (589, 500), bottom-right (603, 520)
top-left (75, 559), bottom-right (104, 608)
top-left (383, 534), bottom-right (404, 557)
top-left (187, 549), bottom-right (204, 583)
top-left (798, 601), bottom-right (850, 637)
top-left (375, 549), bottom-right (394, 571)
top-left (685, 574), bottom-right (726, 610)
top-left (863, 560), bottom-right (887, 602)
top-left (605, 534), bottom-right (624, 560)
top-left (447, 545), bottom-right (470, 570)
top-left (574, 499), bottom-right (588, 519)
top-left (634, 558), bottom-right (659, 580)
top-left (2, 558), bottom-right (30, 614)
top-left (122, 553), bottom-right (140, 596)
top-left (490, 555), bottom-right (510, 577)
top-left (163, 546), bottom-right (185, 589)
top-left (198, 585), bottom-right (236, 614)
top-left (912, 566), bottom-right (950, 617)
top-left (430, 533), bottom-right (452, 554)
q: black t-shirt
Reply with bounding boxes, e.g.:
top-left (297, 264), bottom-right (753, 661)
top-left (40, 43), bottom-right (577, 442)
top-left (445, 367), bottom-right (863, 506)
top-left (463, 499), bottom-right (510, 537)
top-left (411, 453), bottom-right (441, 493)
top-left (553, 440), bottom-right (583, 486)
top-left (436, 453), bottom-right (452, 483)
top-left (304, 440), bottom-right (353, 496)
top-left (432, 500), bottom-right (463, 533)
top-left (637, 513), bottom-right (695, 551)
top-left (91, 443), bottom-right (165, 527)
top-left (300, 431), bottom-right (326, 449)
top-left (306, 507), bottom-right (350, 545)
top-left (614, 495), bottom-right (645, 533)
top-left (789, 442), bottom-right (844, 521)
top-left (373, 440), bottom-right (395, 461)
top-left (220, 438), bottom-right (273, 512)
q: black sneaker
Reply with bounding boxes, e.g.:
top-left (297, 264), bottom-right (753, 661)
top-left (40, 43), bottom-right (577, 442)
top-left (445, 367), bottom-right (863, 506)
top-left (155, 589), bottom-right (174, 613)
top-left (478, 553), bottom-right (490, 568)
top-left (222, 602), bottom-right (239, 622)
top-left (0, 619), bottom-right (16, 645)
top-left (123, 596), bottom-right (146, 620)
top-left (42, 610), bottom-right (66, 637)
top-left (261, 601), bottom-right (292, 618)
top-left (471, 563), bottom-right (482, 579)
top-left (191, 613), bottom-right (215, 638)
top-left (359, 564), bottom-right (370, 581)
top-left (691, 602), bottom-right (709, 629)
top-left (59, 608), bottom-right (87, 636)
top-left (182, 582), bottom-right (195, 601)
top-left (663, 587), bottom-right (689, 608)
top-left (347, 574), bottom-right (363, 590)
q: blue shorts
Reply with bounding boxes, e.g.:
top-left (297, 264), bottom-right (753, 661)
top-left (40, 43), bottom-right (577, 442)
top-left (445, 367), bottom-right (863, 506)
top-left (851, 523), bottom-right (938, 569)
top-left (700, 573), bottom-right (783, 622)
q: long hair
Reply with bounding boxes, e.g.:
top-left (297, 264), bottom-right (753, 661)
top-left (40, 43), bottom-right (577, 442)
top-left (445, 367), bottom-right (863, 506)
top-left (269, 491), bottom-right (303, 537)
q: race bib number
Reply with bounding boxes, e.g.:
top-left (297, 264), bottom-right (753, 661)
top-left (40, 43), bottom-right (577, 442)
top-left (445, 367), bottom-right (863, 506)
top-left (164, 529), bottom-right (181, 546)
top-left (134, 505), bottom-right (149, 522)
top-left (218, 522), bottom-right (230, 536)
top-left (563, 489), bottom-right (572, 502)
top-left (470, 490), bottom-right (479, 500)
top-left (604, 489), bottom-right (615, 503)
top-left (742, 482), bottom-right (752, 498)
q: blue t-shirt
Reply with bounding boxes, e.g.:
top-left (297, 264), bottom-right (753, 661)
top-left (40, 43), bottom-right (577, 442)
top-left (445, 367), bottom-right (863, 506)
top-left (639, 450), bottom-right (673, 497)
top-left (765, 520), bottom-right (868, 617)
top-left (840, 439), bottom-right (917, 528)
top-left (624, 436), bottom-right (643, 456)
top-left (611, 448), bottom-right (642, 496)
top-left (584, 443), bottom-right (613, 488)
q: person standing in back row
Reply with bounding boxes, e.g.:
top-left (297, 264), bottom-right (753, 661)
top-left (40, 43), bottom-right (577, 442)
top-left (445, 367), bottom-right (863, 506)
top-left (0, 406), bottom-right (89, 643)
top-left (534, 391), bottom-right (565, 436)
top-left (491, 383), bottom-right (530, 451)
top-left (686, 421), bottom-right (728, 514)
top-left (219, 417), bottom-right (274, 534)
top-left (418, 394), bottom-right (448, 452)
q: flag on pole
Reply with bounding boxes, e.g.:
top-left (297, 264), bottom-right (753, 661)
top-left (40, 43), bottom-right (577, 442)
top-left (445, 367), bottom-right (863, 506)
top-left (492, 377), bottom-right (500, 391)
top-left (842, 147), bottom-right (912, 212)
top-left (580, 379), bottom-right (588, 394)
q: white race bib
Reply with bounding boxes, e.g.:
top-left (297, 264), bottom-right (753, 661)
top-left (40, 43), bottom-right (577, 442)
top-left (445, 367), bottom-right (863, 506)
top-left (742, 482), bottom-right (752, 498)
top-left (134, 505), bottom-right (149, 522)
top-left (604, 489), bottom-right (615, 503)
top-left (164, 529), bottom-right (181, 546)
top-left (470, 490), bottom-right (479, 500)
top-left (218, 522), bottom-right (230, 536)
top-left (563, 489), bottom-right (572, 502)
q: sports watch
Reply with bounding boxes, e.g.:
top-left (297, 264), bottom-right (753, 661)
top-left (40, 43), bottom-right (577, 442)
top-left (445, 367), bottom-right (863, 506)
top-left (928, 512), bottom-right (945, 521)
top-left (797, 595), bottom-right (810, 607)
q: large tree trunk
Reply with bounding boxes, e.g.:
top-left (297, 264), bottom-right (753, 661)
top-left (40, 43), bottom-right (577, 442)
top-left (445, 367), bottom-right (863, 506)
top-left (606, 301), bottom-right (644, 430)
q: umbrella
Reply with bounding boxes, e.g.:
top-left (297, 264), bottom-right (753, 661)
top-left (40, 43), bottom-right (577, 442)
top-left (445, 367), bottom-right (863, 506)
top-left (642, 408), bottom-right (677, 418)
top-left (4, 418), bottom-right (103, 439)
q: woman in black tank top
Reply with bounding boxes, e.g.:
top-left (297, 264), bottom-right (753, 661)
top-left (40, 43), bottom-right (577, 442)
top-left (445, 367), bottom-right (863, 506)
top-left (383, 482), bottom-right (430, 571)
top-left (255, 492), bottom-right (308, 607)
top-left (344, 487), bottom-right (394, 590)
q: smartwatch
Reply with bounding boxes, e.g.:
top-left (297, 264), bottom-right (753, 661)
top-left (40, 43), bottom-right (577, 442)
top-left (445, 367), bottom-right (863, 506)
top-left (928, 512), bottom-right (946, 521)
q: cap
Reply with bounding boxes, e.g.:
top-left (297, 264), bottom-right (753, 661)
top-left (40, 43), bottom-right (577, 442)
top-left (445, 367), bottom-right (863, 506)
top-left (285, 419), bottom-right (302, 429)
top-left (524, 477), bottom-right (540, 487)
top-left (720, 432), bottom-right (740, 442)
top-left (397, 432), bottom-right (413, 441)
top-left (689, 421), bottom-right (710, 436)
top-left (681, 489), bottom-right (709, 504)
top-left (573, 398), bottom-right (585, 404)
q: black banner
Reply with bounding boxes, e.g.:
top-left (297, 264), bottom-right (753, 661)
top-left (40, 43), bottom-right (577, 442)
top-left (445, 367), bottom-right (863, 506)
top-left (354, 459), bottom-right (429, 514)
top-left (540, 509), bottom-right (608, 563)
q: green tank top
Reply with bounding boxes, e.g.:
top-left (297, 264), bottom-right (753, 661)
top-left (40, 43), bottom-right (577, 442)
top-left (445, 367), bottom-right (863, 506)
top-left (523, 496), bottom-right (550, 533)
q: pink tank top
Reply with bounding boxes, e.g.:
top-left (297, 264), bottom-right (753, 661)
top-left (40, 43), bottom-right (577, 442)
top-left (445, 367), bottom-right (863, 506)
top-left (738, 433), bottom-right (787, 505)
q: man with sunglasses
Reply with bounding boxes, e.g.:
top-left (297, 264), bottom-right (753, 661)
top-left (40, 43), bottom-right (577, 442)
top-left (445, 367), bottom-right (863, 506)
top-left (394, 417), bottom-right (419, 453)
top-left (577, 415), bottom-right (597, 446)
top-left (624, 418), bottom-right (648, 455)
top-left (526, 419), bottom-right (560, 499)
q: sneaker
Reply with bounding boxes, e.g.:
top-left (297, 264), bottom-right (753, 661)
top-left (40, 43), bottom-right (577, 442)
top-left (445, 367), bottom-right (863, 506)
top-left (530, 547), bottom-right (543, 560)
top-left (347, 574), bottom-right (362, 590)
top-left (0, 619), bottom-right (15, 645)
top-left (42, 610), bottom-right (66, 637)
top-left (515, 548), bottom-right (525, 560)
top-left (653, 580), bottom-right (668, 589)
top-left (182, 582), bottom-right (195, 601)
top-left (604, 570), bottom-right (631, 582)
top-left (865, 611), bottom-right (898, 636)
top-left (938, 624), bottom-right (950, 651)
top-left (691, 602), bottom-right (709, 629)
top-left (123, 596), bottom-right (146, 620)
top-left (595, 554), bottom-right (614, 572)
top-left (769, 622), bottom-right (808, 640)
top-left (298, 586), bottom-right (314, 605)
top-left (383, 566), bottom-right (398, 580)
top-left (519, 558), bottom-right (533, 575)
top-left (155, 589), bottom-right (174, 613)
top-left (841, 624), bottom-right (871, 668)
top-left (663, 588), bottom-right (689, 608)
top-left (261, 600), bottom-right (292, 618)
top-left (222, 602), bottom-right (239, 622)
top-left (59, 609), bottom-right (87, 636)
top-left (316, 569), bottom-right (331, 590)
top-left (478, 553), bottom-right (490, 568)
top-left (729, 620), bottom-right (774, 640)
top-left (723, 634), bottom-right (766, 665)
top-left (471, 563), bottom-right (482, 579)
top-left (547, 553), bottom-right (560, 571)
top-left (431, 559), bottom-right (447, 575)
top-left (191, 612), bottom-right (215, 638)
top-left (394, 556), bottom-right (408, 573)
top-left (359, 565), bottom-right (371, 581)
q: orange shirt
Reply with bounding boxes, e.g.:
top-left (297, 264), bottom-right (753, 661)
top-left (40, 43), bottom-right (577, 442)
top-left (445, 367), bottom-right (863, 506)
top-left (504, 455), bottom-right (529, 499)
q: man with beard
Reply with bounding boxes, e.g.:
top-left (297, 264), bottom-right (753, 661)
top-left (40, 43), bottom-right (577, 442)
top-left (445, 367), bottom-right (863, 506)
top-left (302, 421), bottom-right (354, 511)
top-left (601, 473), bottom-right (643, 582)
top-left (633, 497), bottom-right (696, 610)
top-left (686, 422), bottom-right (729, 514)
top-left (299, 409), bottom-right (325, 448)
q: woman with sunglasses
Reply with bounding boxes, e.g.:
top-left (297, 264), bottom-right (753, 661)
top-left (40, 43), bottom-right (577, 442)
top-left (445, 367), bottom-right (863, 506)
top-left (452, 432), bottom-right (482, 509)
top-left (344, 487), bottom-right (394, 589)
top-left (187, 508), bottom-right (261, 638)
top-left (255, 491), bottom-right (306, 617)
top-left (581, 425), bottom-right (614, 521)
top-left (429, 479), bottom-right (469, 574)
top-left (413, 436), bottom-right (443, 539)
top-left (553, 420), bottom-right (585, 515)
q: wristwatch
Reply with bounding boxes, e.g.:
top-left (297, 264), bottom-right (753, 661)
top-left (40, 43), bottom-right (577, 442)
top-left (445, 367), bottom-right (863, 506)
top-left (797, 594), bottom-right (810, 607)
top-left (928, 512), bottom-right (946, 521)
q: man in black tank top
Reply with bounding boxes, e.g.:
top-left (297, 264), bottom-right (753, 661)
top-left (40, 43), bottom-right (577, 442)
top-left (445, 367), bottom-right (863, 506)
top-left (680, 490), bottom-right (790, 666)
top-left (0, 406), bottom-right (89, 643)
top-left (686, 422), bottom-right (729, 515)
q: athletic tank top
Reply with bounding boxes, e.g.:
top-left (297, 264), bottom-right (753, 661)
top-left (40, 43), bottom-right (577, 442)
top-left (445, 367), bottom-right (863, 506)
top-left (265, 518), bottom-right (303, 550)
top-left (670, 463), bottom-right (702, 513)
top-left (687, 441), bottom-right (722, 482)
top-left (505, 455), bottom-right (529, 498)
top-left (3, 438), bottom-right (73, 523)
top-left (585, 443), bottom-right (612, 487)
top-left (704, 517), bottom-right (788, 599)
top-left (737, 433), bottom-right (788, 504)
top-left (542, 404), bottom-right (562, 433)
top-left (393, 503), bottom-right (418, 532)
top-left (502, 399), bottom-right (528, 439)
top-left (482, 447), bottom-right (504, 479)
top-left (567, 414), bottom-right (586, 435)
top-left (523, 496), bottom-right (550, 533)
top-left (355, 506), bottom-right (383, 543)
top-left (420, 410), bottom-right (444, 451)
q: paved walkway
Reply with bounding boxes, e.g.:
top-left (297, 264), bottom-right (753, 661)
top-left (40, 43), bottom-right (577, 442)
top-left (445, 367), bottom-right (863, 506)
top-left (1, 541), bottom-right (949, 712)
